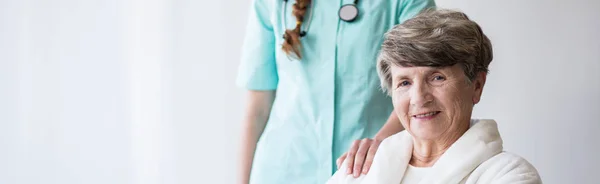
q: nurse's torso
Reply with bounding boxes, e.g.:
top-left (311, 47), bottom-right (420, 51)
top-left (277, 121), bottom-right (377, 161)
top-left (251, 0), bottom-right (413, 183)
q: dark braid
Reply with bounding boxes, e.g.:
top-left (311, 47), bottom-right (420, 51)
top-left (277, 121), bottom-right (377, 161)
top-left (282, 0), bottom-right (311, 59)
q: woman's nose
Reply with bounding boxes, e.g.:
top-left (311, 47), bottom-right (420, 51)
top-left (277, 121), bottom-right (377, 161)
top-left (410, 82), bottom-right (433, 107)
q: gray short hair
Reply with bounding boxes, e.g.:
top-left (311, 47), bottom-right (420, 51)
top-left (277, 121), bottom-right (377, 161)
top-left (377, 9), bottom-right (493, 95)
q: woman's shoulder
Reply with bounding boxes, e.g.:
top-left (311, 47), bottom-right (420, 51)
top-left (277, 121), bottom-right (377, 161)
top-left (471, 152), bottom-right (543, 183)
top-left (380, 130), bottom-right (411, 146)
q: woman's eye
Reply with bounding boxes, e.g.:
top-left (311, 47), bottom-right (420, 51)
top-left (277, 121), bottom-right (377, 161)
top-left (433, 75), bottom-right (445, 81)
top-left (399, 81), bottom-right (411, 87)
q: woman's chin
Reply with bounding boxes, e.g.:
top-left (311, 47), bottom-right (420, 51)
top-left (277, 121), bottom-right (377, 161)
top-left (409, 125), bottom-right (444, 141)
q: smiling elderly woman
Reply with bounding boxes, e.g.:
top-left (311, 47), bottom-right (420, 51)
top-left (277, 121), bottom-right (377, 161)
top-left (327, 9), bottom-right (542, 184)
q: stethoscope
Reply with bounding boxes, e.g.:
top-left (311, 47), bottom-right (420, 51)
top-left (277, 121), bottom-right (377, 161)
top-left (281, 0), bottom-right (360, 37)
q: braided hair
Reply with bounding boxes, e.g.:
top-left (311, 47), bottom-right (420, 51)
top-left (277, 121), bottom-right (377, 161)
top-left (281, 0), bottom-right (311, 59)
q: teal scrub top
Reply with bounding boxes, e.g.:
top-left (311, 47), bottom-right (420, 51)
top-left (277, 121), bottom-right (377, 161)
top-left (236, 0), bottom-right (435, 183)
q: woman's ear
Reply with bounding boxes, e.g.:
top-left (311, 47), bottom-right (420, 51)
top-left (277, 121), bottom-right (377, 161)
top-left (472, 72), bottom-right (487, 104)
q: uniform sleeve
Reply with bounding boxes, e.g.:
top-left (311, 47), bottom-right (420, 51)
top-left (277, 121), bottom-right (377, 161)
top-left (397, 0), bottom-right (436, 24)
top-left (236, 0), bottom-right (279, 90)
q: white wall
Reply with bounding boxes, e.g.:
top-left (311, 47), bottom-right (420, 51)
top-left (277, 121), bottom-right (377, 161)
top-left (0, 0), bottom-right (173, 183)
top-left (168, 0), bottom-right (247, 183)
top-left (1, 0), bottom-right (599, 184)
top-left (0, 0), bottom-right (132, 184)
top-left (435, 0), bottom-right (600, 183)
top-left (1, 0), bottom-right (248, 184)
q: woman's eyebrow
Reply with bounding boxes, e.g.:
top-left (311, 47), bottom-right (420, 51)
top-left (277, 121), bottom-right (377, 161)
top-left (394, 74), bottom-right (409, 81)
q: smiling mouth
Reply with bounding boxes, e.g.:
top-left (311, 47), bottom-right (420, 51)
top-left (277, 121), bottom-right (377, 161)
top-left (412, 111), bottom-right (441, 118)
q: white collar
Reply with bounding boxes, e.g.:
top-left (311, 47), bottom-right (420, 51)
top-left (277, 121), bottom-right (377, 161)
top-left (360, 119), bottom-right (503, 184)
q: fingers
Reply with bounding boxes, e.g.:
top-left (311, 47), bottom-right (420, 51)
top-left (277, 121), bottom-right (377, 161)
top-left (362, 140), bottom-right (381, 174)
top-left (336, 152), bottom-right (347, 169)
top-left (346, 140), bottom-right (360, 174)
top-left (353, 138), bottom-right (372, 178)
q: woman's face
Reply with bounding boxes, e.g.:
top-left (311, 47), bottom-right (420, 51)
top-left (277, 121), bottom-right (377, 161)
top-left (390, 64), bottom-right (486, 141)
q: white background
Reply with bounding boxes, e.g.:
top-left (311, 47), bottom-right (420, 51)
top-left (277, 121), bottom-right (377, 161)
top-left (1, 0), bottom-right (598, 183)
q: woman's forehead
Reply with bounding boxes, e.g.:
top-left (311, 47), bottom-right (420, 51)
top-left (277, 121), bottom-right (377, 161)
top-left (390, 64), bottom-right (462, 77)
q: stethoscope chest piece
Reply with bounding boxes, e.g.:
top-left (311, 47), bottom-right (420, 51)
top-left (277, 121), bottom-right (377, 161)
top-left (339, 4), bottom-right (359, 22)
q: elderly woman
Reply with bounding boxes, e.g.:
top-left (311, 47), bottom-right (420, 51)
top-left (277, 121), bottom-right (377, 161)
top-left (327, 9), bottom-right (542, 184)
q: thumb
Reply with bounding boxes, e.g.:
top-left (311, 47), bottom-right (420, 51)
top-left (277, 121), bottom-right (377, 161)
top-left (336, 153), bottom-right (347, 169)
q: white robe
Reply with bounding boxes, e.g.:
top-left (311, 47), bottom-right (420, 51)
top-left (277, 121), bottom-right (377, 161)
top-left (327, 119), bottom-right (542, 184)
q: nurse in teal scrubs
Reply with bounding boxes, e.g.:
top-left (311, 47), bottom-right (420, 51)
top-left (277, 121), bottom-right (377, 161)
top-left (237, 0), bottom-right (435, 183)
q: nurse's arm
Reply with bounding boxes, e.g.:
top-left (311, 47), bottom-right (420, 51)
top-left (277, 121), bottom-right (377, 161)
top-left (374, 109), bottom-right (405, 141)
top-left (238, 90), bottom-right (276, 184)
top-left (336, 109), bottom-right (404, 177)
